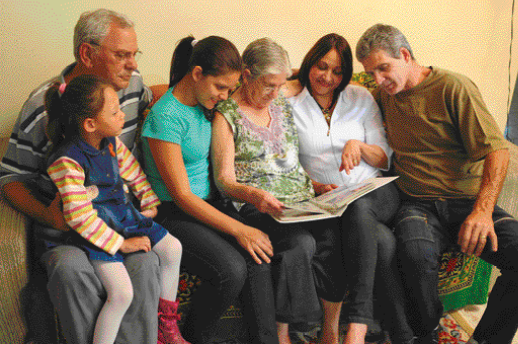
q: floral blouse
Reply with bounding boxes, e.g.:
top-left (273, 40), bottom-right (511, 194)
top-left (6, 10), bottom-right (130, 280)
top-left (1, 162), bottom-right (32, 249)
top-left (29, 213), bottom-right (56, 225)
top-left (217, 95), bottom-right (314, 204)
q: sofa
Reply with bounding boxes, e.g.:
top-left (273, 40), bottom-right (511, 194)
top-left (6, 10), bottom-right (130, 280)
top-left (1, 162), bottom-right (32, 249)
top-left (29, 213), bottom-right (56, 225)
top-left (2, 74), bottom-right (518, 343)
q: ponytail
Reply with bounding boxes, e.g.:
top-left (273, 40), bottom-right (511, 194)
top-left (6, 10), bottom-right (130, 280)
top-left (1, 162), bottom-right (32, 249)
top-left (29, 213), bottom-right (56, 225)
top-left (44, 75), bottom-right (112, 152)
top-left (169, 36), bottom-right (195, 88)
top-left (169, 35), bottom-right (242, 88)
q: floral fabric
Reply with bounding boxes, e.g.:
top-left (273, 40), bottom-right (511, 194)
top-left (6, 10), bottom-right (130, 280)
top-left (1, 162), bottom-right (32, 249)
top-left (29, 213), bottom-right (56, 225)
top-left (217, 95), bottom-right (314, 204)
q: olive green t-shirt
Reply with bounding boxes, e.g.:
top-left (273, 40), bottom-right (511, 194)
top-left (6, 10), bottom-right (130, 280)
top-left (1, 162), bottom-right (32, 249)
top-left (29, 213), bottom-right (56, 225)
top-left (374, 67), bottom-right (508, 199)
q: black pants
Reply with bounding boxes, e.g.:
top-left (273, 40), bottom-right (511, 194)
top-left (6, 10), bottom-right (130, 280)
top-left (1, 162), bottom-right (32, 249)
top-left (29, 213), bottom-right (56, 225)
top-left (239, 204), bottom-right (346, 320)
top-left (157, 200), bottom-right (279, 344)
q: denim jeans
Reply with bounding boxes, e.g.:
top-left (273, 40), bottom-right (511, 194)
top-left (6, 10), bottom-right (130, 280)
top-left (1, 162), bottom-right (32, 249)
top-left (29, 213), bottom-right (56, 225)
top-left (341, 183), bottom-right (413, 343)
top-left (394, 196), bottom-right (518, 343)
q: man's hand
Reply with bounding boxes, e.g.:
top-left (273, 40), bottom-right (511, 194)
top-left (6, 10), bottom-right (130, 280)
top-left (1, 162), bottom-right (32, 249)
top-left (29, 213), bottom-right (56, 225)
top-left (119, 236), bottom-right (151, 254)
top-left (250, 189), bottom-right (285, 216)
top-left (458, 209), bottom-right (498, 256)
top-left (340, 139), bottom-right (363, 175)
top-left (45, 192), bottom-right (70, 232)
top-left (458, 149), bottom-right (508, 256)
top-left (235, 226), bottom-right (274, 264)
top-left (140, 207), bottom-right (158, 218)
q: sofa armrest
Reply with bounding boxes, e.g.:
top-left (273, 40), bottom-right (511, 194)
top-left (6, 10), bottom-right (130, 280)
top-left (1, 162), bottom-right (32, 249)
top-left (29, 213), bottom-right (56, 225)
top-left (0, 189), bottom-right (29, 344)
top-left (0, 136), bottom-right (30, 344)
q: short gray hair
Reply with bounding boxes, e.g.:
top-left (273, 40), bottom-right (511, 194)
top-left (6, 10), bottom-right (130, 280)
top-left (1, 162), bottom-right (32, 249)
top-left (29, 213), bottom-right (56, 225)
top-left (242, 38), bottom-right (292, 80)
top-left (73, 9), bottom-right (134, 61)
top-left (356, 24), bottom-right (414, 62)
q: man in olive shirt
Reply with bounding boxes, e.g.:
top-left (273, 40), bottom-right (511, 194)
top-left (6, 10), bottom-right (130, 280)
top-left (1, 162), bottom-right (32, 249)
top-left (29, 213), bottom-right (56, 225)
top-left (357, 24), bottom-right (517, 344)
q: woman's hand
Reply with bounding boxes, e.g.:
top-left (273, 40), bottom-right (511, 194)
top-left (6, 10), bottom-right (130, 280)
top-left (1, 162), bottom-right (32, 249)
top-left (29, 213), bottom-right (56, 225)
top-left (340, 139), bottom-right (363, 175)
top-left (250, 189), bottom-right (285, 216)
top-left (312, 181), bottom-right (338, 195)
top-left (235, 225), bottom-right (274, 264)
top-left (119, 236), bottom-right (151, 254)
top-left (140, 207), bottom-right (158, 218)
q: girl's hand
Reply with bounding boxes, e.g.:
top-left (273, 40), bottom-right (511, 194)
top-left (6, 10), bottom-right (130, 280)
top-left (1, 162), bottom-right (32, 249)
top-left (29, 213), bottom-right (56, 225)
top-left (140, 207), bottom-right (158, 218)
top-left (250, 189), bottom-right (285, 216)
top-left (312, 181), bottom-right (338, 195)
top-left (119, 236), bottom-right (151, 254)
top-left (340, 139), bottom-right (363, 175)
top-left (236, 226), bottom-right (274, 264)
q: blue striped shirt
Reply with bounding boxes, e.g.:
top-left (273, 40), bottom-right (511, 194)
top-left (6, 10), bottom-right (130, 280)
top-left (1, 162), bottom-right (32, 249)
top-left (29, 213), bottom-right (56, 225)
top-left (0, 63), bottom-right (152, 190)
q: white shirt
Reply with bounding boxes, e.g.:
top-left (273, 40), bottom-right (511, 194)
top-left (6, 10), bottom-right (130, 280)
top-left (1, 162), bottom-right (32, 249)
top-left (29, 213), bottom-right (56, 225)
top-left (289, 85), bottom-right (392, 186)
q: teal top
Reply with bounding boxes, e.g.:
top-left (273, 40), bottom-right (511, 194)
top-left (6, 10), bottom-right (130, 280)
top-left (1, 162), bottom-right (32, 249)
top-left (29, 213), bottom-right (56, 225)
top-left (141, 88), bottom-right (212, 201)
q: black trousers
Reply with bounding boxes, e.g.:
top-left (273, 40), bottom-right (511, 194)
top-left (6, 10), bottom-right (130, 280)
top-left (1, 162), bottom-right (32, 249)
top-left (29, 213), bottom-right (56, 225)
top-left (238, 204), bottom-right (346, 319)
top-left (157, 200), bottom-right (279, 344)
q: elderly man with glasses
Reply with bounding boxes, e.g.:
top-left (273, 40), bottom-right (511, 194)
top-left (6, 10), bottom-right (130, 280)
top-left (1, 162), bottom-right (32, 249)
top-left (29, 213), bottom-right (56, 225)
top-left (0, 9), bottom-right (160, 344)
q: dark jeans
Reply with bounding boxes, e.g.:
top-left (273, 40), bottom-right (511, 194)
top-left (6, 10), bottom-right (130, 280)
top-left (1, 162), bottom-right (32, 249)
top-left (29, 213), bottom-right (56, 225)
top-left (156, 200), bottom-right (278, 344)
top-left (341, 183), bottom-right (413, 343)
top-left (239, 204), bottom-right (345, 321)
top-left (394, 196), bottom-right (518, 343)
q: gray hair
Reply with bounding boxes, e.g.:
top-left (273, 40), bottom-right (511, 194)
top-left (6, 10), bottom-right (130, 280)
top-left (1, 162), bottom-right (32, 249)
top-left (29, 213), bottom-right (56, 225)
top-left (356, 24), bottom-right (414, 62)
top-left (242, 38), bottom-right (292, 80)
top-left (73, 9), bottom-right (134, 61)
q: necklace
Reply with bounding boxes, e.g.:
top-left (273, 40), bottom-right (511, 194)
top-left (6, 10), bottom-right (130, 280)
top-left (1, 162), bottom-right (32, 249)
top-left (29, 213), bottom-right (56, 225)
top-left (316, 100), bottom-right (335, 127)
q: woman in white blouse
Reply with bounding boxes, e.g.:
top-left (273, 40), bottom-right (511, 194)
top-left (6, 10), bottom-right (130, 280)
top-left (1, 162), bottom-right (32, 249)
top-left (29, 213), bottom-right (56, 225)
top-left (284, 34), bottom-right (413, 344)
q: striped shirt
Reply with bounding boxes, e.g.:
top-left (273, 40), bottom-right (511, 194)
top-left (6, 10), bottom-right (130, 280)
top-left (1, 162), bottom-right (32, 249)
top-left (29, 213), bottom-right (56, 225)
top-left (0, 63), bottom-right (152, 190)
top-left (47, 137), bottom-right (160, 255)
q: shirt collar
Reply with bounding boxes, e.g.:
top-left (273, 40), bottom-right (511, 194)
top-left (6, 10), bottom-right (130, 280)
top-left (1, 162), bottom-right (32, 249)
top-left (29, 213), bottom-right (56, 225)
top-left (74, 137), bottom-right (112, 157)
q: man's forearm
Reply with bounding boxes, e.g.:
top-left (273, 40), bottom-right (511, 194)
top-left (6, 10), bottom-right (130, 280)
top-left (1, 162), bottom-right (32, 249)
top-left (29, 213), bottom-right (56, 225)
top-left (1, 180), bottom-right (66, 230)
top-left (473, 148), bottom-right (510, 214)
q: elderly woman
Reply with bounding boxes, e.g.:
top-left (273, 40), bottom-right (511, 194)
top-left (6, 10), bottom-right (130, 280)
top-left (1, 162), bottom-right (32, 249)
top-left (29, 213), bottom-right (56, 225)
top-left (284, 34), bottom-right (413, 344)
top-left (212, 38), bottom-right (345, 344)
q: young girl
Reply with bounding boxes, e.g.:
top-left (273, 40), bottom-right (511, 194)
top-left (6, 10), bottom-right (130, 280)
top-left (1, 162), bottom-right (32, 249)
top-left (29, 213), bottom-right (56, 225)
top-left (44, 74), bottom-right (189, 344)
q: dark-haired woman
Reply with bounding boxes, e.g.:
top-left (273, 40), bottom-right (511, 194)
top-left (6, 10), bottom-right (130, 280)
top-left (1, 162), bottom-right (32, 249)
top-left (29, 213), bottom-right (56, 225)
top-left (284, 34), bottom-right (413, 344)
top-left (141, 36), bottom-right (282, 344)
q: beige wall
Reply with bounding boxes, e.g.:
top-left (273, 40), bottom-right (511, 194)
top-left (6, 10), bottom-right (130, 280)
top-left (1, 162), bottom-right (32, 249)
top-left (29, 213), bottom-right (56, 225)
top-left (1, 0), bottom-right (516, 138)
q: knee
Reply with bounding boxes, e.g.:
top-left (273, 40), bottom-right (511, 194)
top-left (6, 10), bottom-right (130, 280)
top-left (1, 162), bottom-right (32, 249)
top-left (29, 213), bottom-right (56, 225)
top-left (289, 231), bottom-right (317, 257)
top-left (348, 199), bottom-right (373, 219)
top-left (224, 256), bottom-right (247, 288)
top-left (376, 225), bottom-right (397, 259)
top-left (156, 234), bottom-right (183, 267)
top-left (106, 286), bottom-right (134, 311)
top-left (397, 237), bottom-right (439, 276)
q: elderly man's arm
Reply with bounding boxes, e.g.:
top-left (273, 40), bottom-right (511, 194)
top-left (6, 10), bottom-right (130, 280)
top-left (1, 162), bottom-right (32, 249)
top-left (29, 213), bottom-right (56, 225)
top-left (458, 148), bottom-right (510, 256)
top-left (1, 180), bottom-right (69, 231)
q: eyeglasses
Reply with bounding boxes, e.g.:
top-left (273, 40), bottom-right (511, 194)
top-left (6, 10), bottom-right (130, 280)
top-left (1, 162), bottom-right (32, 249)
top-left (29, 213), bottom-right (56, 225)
top-left (260, 81), bottom-right (283, 95)
top-left (90, 43), bottom-right (143, 62)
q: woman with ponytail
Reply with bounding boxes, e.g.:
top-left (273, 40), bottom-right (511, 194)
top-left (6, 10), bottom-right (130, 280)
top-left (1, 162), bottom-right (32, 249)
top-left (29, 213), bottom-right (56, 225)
top-left (141, 36), bottom-right (286, 343)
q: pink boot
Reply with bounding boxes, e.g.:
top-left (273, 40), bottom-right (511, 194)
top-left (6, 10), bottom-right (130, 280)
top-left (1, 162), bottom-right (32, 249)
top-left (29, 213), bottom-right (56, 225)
top-left (157, 298), bottom-right (191, 344)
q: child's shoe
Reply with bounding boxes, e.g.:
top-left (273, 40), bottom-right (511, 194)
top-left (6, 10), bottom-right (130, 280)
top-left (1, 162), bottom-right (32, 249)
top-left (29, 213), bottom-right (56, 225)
top-left (157, 298), bottom-right (191, 344)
